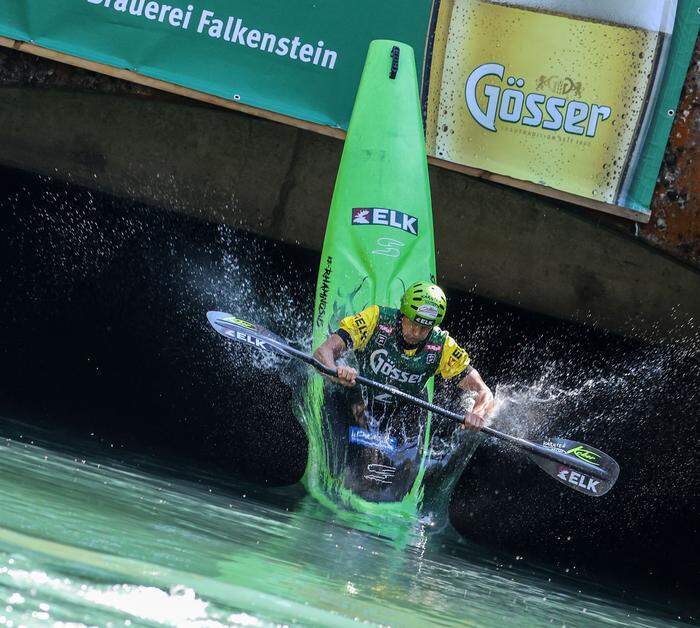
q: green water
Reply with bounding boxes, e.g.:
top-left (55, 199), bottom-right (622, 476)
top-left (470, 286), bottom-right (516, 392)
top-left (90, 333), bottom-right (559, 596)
top-left (0, 419), bottom-right (689, 627)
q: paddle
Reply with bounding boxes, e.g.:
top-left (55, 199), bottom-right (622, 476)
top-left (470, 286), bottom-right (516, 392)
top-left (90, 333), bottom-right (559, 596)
top-left (207, 311), bottom-right (620, 497)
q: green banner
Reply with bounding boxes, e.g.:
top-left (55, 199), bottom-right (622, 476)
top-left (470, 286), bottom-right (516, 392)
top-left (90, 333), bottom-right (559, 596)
top-left (0, 0), bottom-right (696, 215)
top-left (0, 0), bottom-right (434, 128)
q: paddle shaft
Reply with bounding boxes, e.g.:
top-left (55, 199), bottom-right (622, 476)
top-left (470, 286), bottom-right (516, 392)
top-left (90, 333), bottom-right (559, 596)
top-left (278, 343), bottom-right (609, 481)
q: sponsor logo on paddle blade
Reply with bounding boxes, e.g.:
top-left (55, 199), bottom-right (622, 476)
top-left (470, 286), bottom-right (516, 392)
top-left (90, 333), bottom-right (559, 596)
top-left (556, 466), bottom-right (601, 494)
top-left (222, 316), bottom-right (256, 330)
top-left (566, 445), bottom-right (601, 466)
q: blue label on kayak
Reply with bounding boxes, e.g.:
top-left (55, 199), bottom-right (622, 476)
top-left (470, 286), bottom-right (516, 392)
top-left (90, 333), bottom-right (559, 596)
top-left (349, 426), bottom-right (397, 453)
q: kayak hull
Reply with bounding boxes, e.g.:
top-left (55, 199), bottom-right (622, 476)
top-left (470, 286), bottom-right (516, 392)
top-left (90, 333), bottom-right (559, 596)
top-left (301, 40), bottom-right (437, 515)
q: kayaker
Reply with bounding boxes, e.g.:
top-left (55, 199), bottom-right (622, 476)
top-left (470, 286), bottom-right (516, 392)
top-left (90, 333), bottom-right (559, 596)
top-left (313, 281), bottom-right (494, 431)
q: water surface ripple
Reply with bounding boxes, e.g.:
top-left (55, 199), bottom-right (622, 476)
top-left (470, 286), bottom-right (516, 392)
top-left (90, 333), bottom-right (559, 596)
top-left (0, 418), bottom-right (689, 627)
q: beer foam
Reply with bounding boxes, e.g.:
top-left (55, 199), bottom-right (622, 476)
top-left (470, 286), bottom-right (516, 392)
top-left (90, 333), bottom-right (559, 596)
top-left (485, 0), bottom-right (677, 33)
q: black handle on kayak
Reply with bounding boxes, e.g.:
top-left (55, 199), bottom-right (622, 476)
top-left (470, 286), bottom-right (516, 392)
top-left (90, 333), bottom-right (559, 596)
top-left (389, 45), bottom-right (400, 79)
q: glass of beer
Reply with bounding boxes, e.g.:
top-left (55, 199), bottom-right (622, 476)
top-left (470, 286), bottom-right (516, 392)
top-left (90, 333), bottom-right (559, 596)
top-left (424, 0), bottom-right (677, 205)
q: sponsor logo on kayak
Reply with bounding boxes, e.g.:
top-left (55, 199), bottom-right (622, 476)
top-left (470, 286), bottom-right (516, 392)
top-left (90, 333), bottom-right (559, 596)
top-left (557, 466), bottom-right (600, 494)
top-left (369, 349), bottom-right (422, 384)
top-left (223, 316), bottom-right (256, 330)
top-left (364, 463), bottom-right (396, 484)
top-left (316, 255), bottom-right (333, 327)
top-left (349, 426), bottom-right (397, 453)
top-left (351, 208), bottom-right (418, 236)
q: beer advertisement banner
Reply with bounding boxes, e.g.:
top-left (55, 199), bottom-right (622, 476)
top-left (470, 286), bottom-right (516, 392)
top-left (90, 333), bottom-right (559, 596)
top-left (0, 0), bottom-right (697, 217)
top-left (423, 0), bottom-right (697, 214)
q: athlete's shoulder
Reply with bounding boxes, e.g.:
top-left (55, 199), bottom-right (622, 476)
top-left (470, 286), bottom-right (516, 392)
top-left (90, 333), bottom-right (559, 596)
top-left (430, 325), bottom-right (450, 344)
top-left (338, 305), bottom-right (380, 350)
top-left (436, 329), bottom-right (471, 379)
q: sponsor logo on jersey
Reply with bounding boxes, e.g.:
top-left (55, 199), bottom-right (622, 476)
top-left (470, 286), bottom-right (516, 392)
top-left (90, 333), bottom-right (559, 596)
top-left (557, 466), bottom-right (600, 494)
top-left (447, 346), bottom-right (466, 368)
top-left (377, 334), bottom-right (387, 346)
top-left (425, 343), bottom-right (442, 352)
top-left (351, 207), bottom-right (418, 236)
top-left (378, 324), bottom-right (394, 334)
top-left (352, 312), bottom-right (370, 345)
top-left (369, 349), bottom-right (423, 384)
top-left (349, 426), bottom-right (397, 453)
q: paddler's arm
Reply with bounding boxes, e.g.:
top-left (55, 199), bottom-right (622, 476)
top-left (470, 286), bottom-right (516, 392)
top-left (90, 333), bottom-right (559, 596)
top-left (313, 305), bottom-right (380, 387)
top-left (457, 367), bottom-right (495, 431)
top-left (313, 334), bottom-right (358, 387)
top-left (438, 335), bottom-right (494, 431)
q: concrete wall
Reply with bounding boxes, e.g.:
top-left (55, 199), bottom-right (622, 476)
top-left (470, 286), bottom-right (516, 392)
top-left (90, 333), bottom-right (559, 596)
top-left (1, 84), bottom-right (698, 346)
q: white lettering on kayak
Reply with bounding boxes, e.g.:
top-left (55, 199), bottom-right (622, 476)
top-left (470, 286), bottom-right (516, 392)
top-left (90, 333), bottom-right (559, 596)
top-left (351, 208), bottom-right (418, 236)
top-left (364, 464), bottom-right (396, 484)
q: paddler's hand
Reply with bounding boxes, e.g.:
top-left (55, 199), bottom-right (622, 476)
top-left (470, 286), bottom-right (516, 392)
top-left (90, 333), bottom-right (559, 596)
top-left (461, 411), bottom-right (488, 431)
top-left (461, 386), bottom-right (494, 431)
top-left (457, 368), bottom-right (494, 431)
top-left (333, 365), bottom-right (358, 387)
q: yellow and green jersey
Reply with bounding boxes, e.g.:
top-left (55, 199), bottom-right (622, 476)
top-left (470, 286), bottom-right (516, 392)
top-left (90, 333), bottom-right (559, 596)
top-left (337, 305), bottom-right (470, 394)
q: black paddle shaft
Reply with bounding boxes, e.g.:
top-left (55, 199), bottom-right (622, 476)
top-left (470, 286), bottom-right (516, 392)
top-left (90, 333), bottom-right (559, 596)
top-left (209, 315), bottom-right (612, 483)
top-left (276, 343), bottom-right (610, 481)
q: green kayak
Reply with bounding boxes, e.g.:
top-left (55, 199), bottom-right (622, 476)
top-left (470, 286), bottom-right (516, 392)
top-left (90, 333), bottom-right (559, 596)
top-left (300, 40), bottom-right (438, 516)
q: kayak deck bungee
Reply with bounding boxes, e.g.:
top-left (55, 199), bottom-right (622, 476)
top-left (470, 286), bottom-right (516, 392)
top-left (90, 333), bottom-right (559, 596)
top-left (298, 40), bottom-right (439, 516)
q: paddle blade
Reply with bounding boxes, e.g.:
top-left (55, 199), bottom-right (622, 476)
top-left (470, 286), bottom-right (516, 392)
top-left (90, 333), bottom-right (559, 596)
top-left (529, 438), bottom-right (620, 497)
top-left (206, 311), bottom-right (292, 358)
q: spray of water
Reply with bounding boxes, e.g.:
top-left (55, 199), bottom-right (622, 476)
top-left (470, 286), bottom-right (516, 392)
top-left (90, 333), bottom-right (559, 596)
top-left (5, 173), bottom-right (697, 536)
